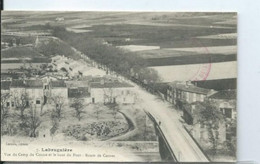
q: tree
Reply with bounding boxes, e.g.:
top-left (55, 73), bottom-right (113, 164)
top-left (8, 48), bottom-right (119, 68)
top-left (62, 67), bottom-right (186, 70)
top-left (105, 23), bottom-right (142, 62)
top-left (51, 26), bottom-right (148, 78)
top-left (225, 118), bottom-right (237, 157)
top-left (27, 104), bottom-right (42, 138)
top-left (103, 87), bottom-right (118, 104)
top-left (137, 68), bottom-right (161, 92)
top-left (93, 103), bottom-right (103, 121)
top-left (193, 101), bottom-right (225, 155)
top-left (12, 90), bottom-right (29, 120)
top-left (1, 93), bottom-right (10, 134)
top-left (50, 96), bottom-right (65, 121)
top-left (70, 98), bottom-right (85, 121)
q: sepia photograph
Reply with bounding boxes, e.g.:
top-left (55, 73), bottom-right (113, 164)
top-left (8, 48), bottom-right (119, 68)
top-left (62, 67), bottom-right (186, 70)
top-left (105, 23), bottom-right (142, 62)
top-left (1, 11), bottom-right (237, 162)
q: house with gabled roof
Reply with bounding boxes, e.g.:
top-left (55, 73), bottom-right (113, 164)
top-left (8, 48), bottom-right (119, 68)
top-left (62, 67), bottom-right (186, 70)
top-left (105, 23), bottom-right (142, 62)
top-left (166, 81), bottom-right (214, 109)
top-left (1, 77), bottom-right (68, 109)
top-left (8, 79), bottom-right (44, 108)
top-left (208, 90), bottom-right (237, 119)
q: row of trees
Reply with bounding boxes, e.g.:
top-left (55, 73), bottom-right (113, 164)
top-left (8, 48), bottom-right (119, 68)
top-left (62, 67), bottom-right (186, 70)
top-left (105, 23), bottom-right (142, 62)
top-left (34, 37), bottom-right (76, 58)
top-left (51, 26), bottom-right (161, 86)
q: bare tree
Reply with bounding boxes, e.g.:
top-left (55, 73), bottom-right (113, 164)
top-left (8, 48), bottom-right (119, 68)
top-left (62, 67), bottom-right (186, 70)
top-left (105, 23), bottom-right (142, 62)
top-left (103, 87), bottom-right (117, 104)
top-left (70, 98), bottom-right (85, 121)
top-left (93, 103), bottom-right (103, 121)
top-left (12, 90), bottom-right (29, 120)
top-left (50, 96), bottom-right (65, 121)
top-left (1, 93), bottom-right (10, 134)
top-left (27, 104), bottom-right (42, 138)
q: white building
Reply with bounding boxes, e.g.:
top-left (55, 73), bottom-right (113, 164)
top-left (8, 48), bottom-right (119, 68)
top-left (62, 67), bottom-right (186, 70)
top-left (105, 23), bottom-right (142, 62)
top-left (89, 80), bottom-right (135, 104)
top-left (1, 78), bottom-right (68, 109)
top-left (9, 80), bottom-right (44, 108)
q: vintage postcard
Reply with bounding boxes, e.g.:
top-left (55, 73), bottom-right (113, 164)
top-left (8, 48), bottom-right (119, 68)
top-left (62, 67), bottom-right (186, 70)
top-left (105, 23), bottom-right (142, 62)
top-left (1, 11), bottom-right (237, 162)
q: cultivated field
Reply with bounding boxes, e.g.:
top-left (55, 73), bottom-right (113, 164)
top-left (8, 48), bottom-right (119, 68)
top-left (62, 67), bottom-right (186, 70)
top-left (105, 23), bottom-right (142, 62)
top-left (149, 61), bottom-right (237, 82)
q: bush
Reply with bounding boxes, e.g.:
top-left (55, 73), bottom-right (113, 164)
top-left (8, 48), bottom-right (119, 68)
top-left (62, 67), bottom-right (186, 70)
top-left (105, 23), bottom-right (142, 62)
top-left (63, 121), bottom-right (128, 140)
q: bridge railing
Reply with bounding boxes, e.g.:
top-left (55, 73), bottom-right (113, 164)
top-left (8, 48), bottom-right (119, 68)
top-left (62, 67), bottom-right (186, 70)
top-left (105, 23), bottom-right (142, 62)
top-left (144, 111), bottom-right (178, 162)
top-left (182, 125), bottom-right (211, 162)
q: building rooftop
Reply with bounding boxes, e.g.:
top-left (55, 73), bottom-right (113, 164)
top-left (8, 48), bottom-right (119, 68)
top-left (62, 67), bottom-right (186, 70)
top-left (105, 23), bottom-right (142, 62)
top-left (26, 80), bottom-right (44, 88)
top-left (208, 90), bottom-right (236, 100)
top-left (169, 81), bottom-right (210, 95)
top-left (51, 80), bottom-right (67, 88)
top-left (40, 74), bottom-right (61, 79)
top-left (65, 80), bottom-right (89, 88)
top-left (90, 81), bottom-right (133, 89)
top-left (1, 81), bottom-right (11, 90)
top-left (10, 80), bottom-right (43, 88)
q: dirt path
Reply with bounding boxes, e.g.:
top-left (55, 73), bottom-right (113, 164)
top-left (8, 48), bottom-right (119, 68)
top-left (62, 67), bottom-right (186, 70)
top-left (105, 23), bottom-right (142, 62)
top-left (119, 111), bottom-right (135, 131)
top-left (107, 110), bottom-right (137, 141)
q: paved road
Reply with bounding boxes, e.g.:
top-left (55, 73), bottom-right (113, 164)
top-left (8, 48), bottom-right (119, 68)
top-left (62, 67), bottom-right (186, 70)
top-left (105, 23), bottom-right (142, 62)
top-left (134, 86), bottom-right (209, 162)
top-left (61, 40), bottom-right (209, 162)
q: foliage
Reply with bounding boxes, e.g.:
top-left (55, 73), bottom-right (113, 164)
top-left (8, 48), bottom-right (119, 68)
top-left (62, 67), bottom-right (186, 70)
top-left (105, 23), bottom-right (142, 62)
top-left (225, 118), bottom-right (237, 157)
top-left (34, 37), bottom-right (75, 58)
top-left (51, 26), bottom-right (161, 83)
top-left (193, 101), bottom-right (225, 155)
top-left (138, 68), bottom-right (161, 85)
top-left (63, 121), bottom-right (128, 140)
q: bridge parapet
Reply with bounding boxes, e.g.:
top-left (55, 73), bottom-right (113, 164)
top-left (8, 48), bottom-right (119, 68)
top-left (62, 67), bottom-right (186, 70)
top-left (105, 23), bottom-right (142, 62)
top-left (145, 110), bottom-right (210, 162)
